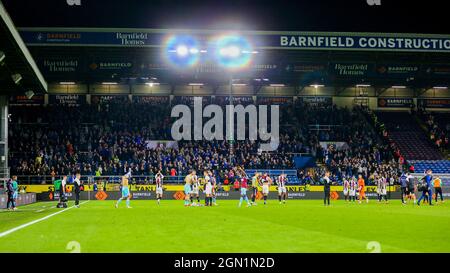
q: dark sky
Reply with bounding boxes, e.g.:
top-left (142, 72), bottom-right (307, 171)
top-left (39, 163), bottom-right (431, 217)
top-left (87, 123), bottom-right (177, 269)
top-left (2, 0), bottom-right (450, 34)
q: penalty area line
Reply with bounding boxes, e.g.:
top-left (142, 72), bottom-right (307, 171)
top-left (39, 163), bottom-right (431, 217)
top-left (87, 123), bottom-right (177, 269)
top-left (0, 201), bottom-right (90, 238)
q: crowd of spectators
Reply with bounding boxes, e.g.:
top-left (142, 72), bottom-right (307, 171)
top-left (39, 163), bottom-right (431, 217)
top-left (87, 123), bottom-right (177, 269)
top-left (9, 97), bottom-right (401, 185)
top-left (419, 110), bottom-right (450, 151)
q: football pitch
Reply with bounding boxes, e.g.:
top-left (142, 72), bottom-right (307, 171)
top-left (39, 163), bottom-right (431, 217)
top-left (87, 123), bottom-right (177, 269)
top-left (0, 200), bottom-right (449, 253)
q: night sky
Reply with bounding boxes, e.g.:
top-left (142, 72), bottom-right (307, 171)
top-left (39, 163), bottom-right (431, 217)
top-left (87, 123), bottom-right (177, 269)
top-left (2, 0), bottom-right (450, 34)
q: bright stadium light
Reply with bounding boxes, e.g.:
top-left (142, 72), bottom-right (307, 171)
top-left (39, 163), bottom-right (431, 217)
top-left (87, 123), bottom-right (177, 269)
top-left (189, 83), bottom-right (204, 86)
top-left (164, 35), bottom-right (201, 68)
top-left (433, 86), bottom-right (448, 89)
top-left (356, 84), bottom-right (371, 87)
top-left (214, 35), bottom-right (254, 69)
top-left (189, 48), bottom-right (199, 54)
top-left (270, 84), bottom-right (285, 87)
top-left (146, 82), bottom-right (160, 87)
top-left (392, 85), bottom-right (406, 89)
top-left (176, 45), bottom-right (189, 56)
top-left (102, 82), bottom-right (118, 85)
top-left (310, 84), bottom-right (325, 88)
top-left (232, 83), bottom-right (247, 86)
top-left (59, 82), bottom-right (76, 85)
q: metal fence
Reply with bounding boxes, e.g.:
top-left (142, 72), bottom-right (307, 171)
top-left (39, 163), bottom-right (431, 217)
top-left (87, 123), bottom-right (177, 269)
top-left (13, 169), bottom-right (299, 185)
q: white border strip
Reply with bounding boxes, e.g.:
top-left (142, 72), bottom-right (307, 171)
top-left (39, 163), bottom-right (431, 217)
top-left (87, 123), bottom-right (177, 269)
top-left (0, 201), bottom-right (89, 238)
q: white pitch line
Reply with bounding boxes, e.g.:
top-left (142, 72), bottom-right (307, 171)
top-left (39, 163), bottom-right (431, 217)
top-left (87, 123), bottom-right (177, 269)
top-left (0, 201), bottom-right (89, 238)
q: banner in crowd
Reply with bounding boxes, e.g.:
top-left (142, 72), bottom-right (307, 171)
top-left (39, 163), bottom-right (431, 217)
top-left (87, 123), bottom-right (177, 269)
top-left (299, 96), bottom-right (332, 106)
top-left (20, 29), bottom-right (450, 52)
top-left (9, 94), bottom-right (44, 105)
top-left (145, 140), bottom-right (179, 150)
top-left (377, 97), bottom-right (413, 108)
top-left (48, 94), bottom-right (86, 106)
top-left (257, 96), bottom-right (293, 105)
top-left (418, 98), bottom-right (450, 108)
top-left (376, 64), bottom-right (420, 77)
top-left (319, 141), bottom-right (349, 151)
top-left (91, 95), bottom-right (129, 104)
top-left (132, 96), bottom-right (170, 104)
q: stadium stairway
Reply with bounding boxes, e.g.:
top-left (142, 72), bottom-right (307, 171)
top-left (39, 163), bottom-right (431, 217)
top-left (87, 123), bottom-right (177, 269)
top-left (376, 112), bottom-right (443, 160)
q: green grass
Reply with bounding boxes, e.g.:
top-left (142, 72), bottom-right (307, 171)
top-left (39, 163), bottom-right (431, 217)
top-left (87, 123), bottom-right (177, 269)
top-left (1, 199), bottom-right (449, 253)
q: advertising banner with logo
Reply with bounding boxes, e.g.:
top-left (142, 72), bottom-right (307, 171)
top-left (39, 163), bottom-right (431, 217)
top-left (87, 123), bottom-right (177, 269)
top-left (36, 188), bottom-right (401, 201)
top-left (299, 96), bottom-right (332, 106)
top-left (257, 96), bottom-right (293, 105)
top-left (91, 95), bottom-right (129, 104)
top-left (330, 63), bottom-right (373, 77)
top-left (418, 98), bottom-right (450, 108)
top-left (39, 58), bottom-right (81, 74)
top-left (172, 96), bottom-right (211, 106)
top-left (9, 95), bottom-right (45, 105)
top-left (213, 96), bottom-right (254, 105)
top-left (0, 193), bottom-right (36, 208)
top-left (88, 59), bottom-right (133, 74)
top-left (132, 96), bottom-right (170, 104)
top-left (20, 29), bottom-right (450, 53)
top-left (49, 94), bottom-right (86, 106)
top-left (424, 65), bottom-right (450, 77)
top-left (376, 64), bottom-right (419, 77)
top-left (378, 98), bottom-right (413, 108)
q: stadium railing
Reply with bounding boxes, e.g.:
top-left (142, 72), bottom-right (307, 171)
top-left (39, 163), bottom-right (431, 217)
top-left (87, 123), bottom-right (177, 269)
top-left (411, 173), bottom-right (450, 186)
top-left (14, 169), bottom-right (301, 185)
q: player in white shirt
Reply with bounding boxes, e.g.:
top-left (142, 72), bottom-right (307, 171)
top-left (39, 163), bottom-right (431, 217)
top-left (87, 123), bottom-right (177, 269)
top-left (261, 173), bottom-right (272, 205)
top-left (209, 171), bottom-right (218, 206)
top-left (378, 176), bottom-right (388, 203)
top-left (349, 177), bottom-right (357, 202)
top-left (191, 173), bottom-right (200, 206)
top-left (204, 170), bottom-right (213, 206)
top-left (155, 171), bottom-right (164, 205)
top-left (277, 173), bottom-right (288, 204)
top-left (343, 177), bottom-right (350, 202)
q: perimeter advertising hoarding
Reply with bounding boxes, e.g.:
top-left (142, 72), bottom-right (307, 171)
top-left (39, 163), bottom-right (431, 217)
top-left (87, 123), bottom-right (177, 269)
top-left (37, 190), bottom-right (402, 201)
top-left (378, 98), bottom-right (414, 108)
top-left (48, 94), bottom-right (86, 106)
top-left (9, 95), bottom-right (44, 105)
top-left (418, 98), bottom-right (450, 108)
top-left (20, 29), bottom-right (450, 53)
top-left (0, 193), bottom-right (36, 208)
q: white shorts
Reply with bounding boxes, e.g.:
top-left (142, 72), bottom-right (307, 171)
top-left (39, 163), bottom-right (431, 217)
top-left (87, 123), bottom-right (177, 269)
top-left (343, 189), bottom-right (349, 195)
top-left (192, 189), bottom-right (199, 195)
top-left (350, 190), bottom-right (356, 196)
top-left (381, 189), bottom-right (387, 195)
top-left (262, 184), bottom-right (269, 195)
top-left (278, 187), bottom-right (286, 194)
top-left (156, 188), bottom-right (163, 195)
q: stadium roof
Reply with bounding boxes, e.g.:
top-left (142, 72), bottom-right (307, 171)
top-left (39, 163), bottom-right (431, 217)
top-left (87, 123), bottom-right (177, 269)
top-left (17, 27), bottom-right (450, 90)
top-left (0, 2), bottom-right (47, 95)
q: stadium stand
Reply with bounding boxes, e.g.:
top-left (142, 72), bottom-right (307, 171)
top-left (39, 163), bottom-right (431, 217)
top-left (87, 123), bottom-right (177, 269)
top-left (8, 99), bottom-right (402, 185)
top-left (376, 112), bottom-right (443, 160)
